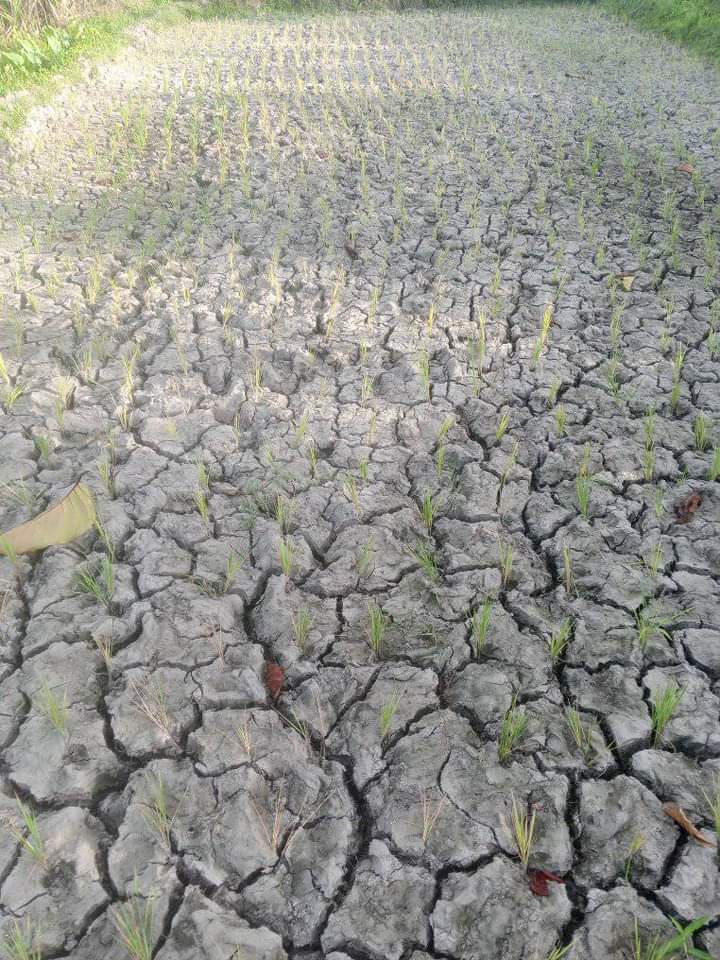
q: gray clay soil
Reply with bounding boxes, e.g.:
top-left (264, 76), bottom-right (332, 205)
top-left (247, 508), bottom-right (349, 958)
top-left (0, 6), bottom-right (719, 959)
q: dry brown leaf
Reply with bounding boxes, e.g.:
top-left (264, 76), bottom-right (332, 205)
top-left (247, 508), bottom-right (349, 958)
top-left (675, 492), bottom-right (702, 524)
top-left (527, 868), bottom-right (565, 897)
top-left (618, 274), bottom-right (635, 291)
top-left (676, 162), bottom-right (695, 175)
top-left (0, 482), bottom-right (96, 556)
top-left (663, 802), bottom-right (715, 847)
top-left (265, 661), bottom-right (284, 701)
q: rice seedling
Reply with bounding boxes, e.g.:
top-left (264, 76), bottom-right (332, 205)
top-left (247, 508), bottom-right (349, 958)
top-left (555, 403), bottom-right (567, 437)
top-left (416, 349), bottom-right (431, 399)
top-left (356, 537), bottom-right (375, 580)
top-left (278, 538), bottom-right (295, 581)
top-left (643, 444), bottom-right (656, 483)
top-left (113, 884), bottom-right (154, 960)
top-left (644, 543), bottom-right (664, 579)
top-left (33, 433), bottom-right (50, 463)
top-left (121, 349), bottom-right (138, 405)
top-left (220, 552), bottom-right (244, 594)
top-left (361, 375), bottom-right (374, 406)
top-left (650, 683), bottom-right (684, 746)
top-left (343, 475), bottom-right (361, 514)
top-left (95, 521), bottom-right (115, 562)
top-left (367, 602), bottom-right (387, 658)
top-left (56, 375), bottom-right (75, 414)
top-left (236, 715), bottom-right (253, 758)
top-left (76, 554), bottom-right (114, 609)
top-left (273, 493), bottom-right (293, 534)
top-left (426, 302), bottom-right (436, 337)
top-left (709, 447), bottom-right (720, 482)
top-left (141, 773), bottom-right (175, 848)
top-left (610, 303), bottom-right (623, 352)
top-left (291, 606), bottom-right (313, 651)
top-left (624, 832), bottom-right (645, 881)
top-left (634, 610), bottom-right (673, 652)
top-left (251, 790), bottom-right (286, 854)
top-left (631, 917), bottom-right (711, 960)
top-left (0, 380), bottom-right (22, 412)
top-left (670, 348), bottom-right (685, 414)
top-left (367, 411), bottom-right (378, 444)
top-left (643, 405), bottom-right (656, 449)
top-left (498, 699), bottom-right (528, 763)
top-left (496, 409), bottom-right (510, 442)
top-left (531, 303), bottom-right (554, 366)
top-left (93, 629), bottom-right (114, 668)
top-left (420, 490), bottom-right (437, 532)
top-left (195, 487), bottom-right (209, 522)
top-left (575, 443), bottom-right (593, 518)
top-left (499, 541), bottom-right (514, 587)
top-left (420, 790), bottom-right (447, 845)
top-left (0, 536), bottom-right (19, 569)
top-left (474, 309), bottom-right (487, 383)
top-left (643, 406), bottom-right (656, 481)
top-left (544, 945), bottom-right (572, 960)
top-left (547, 377), bottom-right (561, 408)
top-left (131, 679), bottom-right (172, 739)
top-left (435, 443), bottom-right (446, 476)
top-left (504, 793), bottom-right (536, 867)
top-left (294, 412), bottom-right (310, 446)
top-left (0, 918), bottom-right (42, 960)
top-left (693, 412), bottom-right (710, 452)
top-left (307, 442), bottom-right (319, 478)
top-left (6, 797), bottom-right (47, 868)
top-left (606, 355), bottom-right (622, 402)
top-left (282, 709), bottom-right (310, 745)
top-left (379, 692), bottom-right (401, 739)
top-left (1, 480), bottom-right (37, 509)
top-left (35, 681), bottom-right (68, 735)
top-left (470, 597), bottom-right (493, 657)
top-left (547, 619), bottom-right (571, 661)
top-left (410, 542), bottom-right (440, 582)
top-left (566, 706), bottom-right (593, 760)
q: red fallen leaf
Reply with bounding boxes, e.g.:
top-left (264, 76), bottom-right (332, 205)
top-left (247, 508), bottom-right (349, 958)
top-left (663, 802), bottom-right (716, 847)
top-left (265, 662), bottom-right (284, 701)
top-left (676, 162), bottom-right (695, 175)
top-left (527, 868), bottom-right (566, 897)
top-left (675, 492), bottom-right (701, 524)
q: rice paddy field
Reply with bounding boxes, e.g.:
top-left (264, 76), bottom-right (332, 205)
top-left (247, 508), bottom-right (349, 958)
top-left (0, 5), bottom-right (719, 958)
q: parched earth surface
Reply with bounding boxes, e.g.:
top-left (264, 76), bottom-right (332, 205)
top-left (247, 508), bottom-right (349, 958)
top-left (1, 5), bottom-right (719, 959)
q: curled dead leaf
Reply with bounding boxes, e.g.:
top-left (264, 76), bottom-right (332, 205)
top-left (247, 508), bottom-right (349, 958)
top-left (527, 868), bottom-right (565, 896)
top-left (675, 492), bottom-right (702, 524)
top-left (663, 802), bottom-right (715, 847)
top-left (265, 661), bottom-right (284, 701)
top-left (676, 162), bottom-right (695, 175)
top-left (0, 482), bottom-right (96, 556)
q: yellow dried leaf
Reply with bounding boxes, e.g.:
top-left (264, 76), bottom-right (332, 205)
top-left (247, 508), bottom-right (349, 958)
top-left (0, 482), bottom-right (96, 556)
top-left (619, 274), bottom-right (635, 292)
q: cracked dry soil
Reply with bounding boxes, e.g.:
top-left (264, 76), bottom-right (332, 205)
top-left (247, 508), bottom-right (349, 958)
top-left (0, 6), bottom-right (719, 959)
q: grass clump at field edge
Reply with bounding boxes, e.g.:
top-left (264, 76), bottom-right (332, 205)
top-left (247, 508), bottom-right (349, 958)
top-left (602, 0), bottom-right (720, 64)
